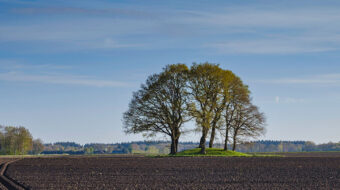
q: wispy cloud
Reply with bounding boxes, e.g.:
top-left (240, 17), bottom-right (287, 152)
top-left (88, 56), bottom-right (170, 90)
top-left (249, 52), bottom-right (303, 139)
top-left (0, 17), bottom-right (149, 52)
top-left (79, 38), bottom-right (144, 50)
top-left (0, 72), bottom-right (129, 87)
top-left (188, 6), bottom-right (340, 54)
top-left (259, 74), bottom-right (340, 86)
top-left (2, 2), bottom-right (340, 54)
top-left (0, 61), bottom-right (72, 70)
top-left (181, 7), bottom-right (340, 29)
top-left (10, 7), bottom-right (153, 18)
top-left (207, 39), bottom-right (336, 54)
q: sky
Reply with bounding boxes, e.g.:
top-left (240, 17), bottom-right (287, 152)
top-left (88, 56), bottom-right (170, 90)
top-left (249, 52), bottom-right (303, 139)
top-left (1, 0), bottom-right (340, 144)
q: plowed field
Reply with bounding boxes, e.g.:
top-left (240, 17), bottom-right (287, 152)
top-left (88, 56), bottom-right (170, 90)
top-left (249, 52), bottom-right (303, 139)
top-left (4, 155), bottom-right (340, 190)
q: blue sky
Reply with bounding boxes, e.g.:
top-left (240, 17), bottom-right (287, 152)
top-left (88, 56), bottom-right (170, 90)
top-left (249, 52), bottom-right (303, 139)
top-left (1, 0), bottom-right (340, 144)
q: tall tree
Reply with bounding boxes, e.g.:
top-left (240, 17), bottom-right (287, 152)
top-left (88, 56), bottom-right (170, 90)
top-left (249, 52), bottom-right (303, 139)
top-left (16, 127), bottom-right (33, 155)
top-left (231, 103), bottom-right (266, 151)
top-left (0, 126), bottom-right (33, 155)
top-left (3, 126), bottom-right (18, 154)
top-left (188, 63), bottom-right (225, 154)
top-left (208, 70), bottom-right (236, 148)
top-left (123, 64), bottom-right (190, 155)
top-left (222, 76), bottom-right (250, 151)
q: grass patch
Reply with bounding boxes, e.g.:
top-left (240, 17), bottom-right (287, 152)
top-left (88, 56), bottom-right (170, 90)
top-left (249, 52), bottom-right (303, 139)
top-left (173, 148), bottom-right (251, 157)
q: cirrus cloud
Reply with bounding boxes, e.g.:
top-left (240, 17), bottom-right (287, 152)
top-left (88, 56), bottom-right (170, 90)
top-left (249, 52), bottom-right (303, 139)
top-left (0, 72), bottom-right (129, 87)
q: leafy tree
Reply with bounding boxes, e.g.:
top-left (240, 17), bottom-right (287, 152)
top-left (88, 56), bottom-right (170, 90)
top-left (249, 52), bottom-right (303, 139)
top-left (123, 62), bottom-right (266, 155)
top-left (123, 64), bottom-right (190, 154)
top-left (16, 127), bottom-right (33, 154)
top-left (208, 70), bottom-right (237, 148)
top-left (188, 63), bottom-right (225, 154)
top-left (221, 76), bottom-right (250, 150)
top-left (0, 126), bottom-right (33, 155)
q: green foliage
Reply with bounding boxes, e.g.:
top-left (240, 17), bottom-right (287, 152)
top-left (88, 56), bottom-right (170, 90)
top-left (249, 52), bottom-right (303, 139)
top-left (132, 146), bottom-right (160, 154)
top-left (84, 147), bottom-right (94, 154)
top-left (188, 63), bottom-right (225, 132)
top-left (0, 126), bottom-right (34, 155)
top-left (123, 62), bottom-right (266, 155)
top-left (146, 145), bottom-right (159, 154)
top-left (175, 148), bottom-right (251, 157)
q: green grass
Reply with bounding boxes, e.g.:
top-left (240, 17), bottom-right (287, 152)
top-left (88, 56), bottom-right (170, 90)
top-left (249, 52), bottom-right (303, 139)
top-left (173, 148), bottom-right (251, 157)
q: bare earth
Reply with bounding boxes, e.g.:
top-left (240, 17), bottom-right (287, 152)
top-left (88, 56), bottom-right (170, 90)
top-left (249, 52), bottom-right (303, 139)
top-left (2, 153), bottom-right (340, 190)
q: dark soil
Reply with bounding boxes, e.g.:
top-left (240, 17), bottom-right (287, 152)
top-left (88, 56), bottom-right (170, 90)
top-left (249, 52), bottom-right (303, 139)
top-left (4, 155), bottom-right (340, 190)
top-left (264, 151), bottom-right (340, 157)
top-left (0, 158), bottom-right (18, 190)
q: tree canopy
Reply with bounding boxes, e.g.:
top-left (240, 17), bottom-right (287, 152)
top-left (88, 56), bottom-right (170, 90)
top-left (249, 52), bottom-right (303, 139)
top-left (0, 126), bottom-right (35, 155)
top-left (123, 63), bottom-right (266, 154)
top-left (123, 64), bottom-right (191, 154)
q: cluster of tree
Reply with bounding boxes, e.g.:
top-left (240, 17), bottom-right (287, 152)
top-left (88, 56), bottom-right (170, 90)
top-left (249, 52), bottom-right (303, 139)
top-left (303, 141), bottom-right (340, 152)
top-left (43, 141), bottom-right (84, 154)
top-left (41, 140), bottom-right (340, 155)
top-left (42, 141), bottom-right (172, 155)
top-left (123, 63), bottom-right (266, 154)
top-left (237, 141), bottom-right (340, 152)
top-left (0, 125), bottom-right (44, 155)
top-left (237, 140), bottom-right (306, 152)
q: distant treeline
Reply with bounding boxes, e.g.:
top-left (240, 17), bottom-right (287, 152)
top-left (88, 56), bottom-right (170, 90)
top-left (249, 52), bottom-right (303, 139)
top-left (42, 140), bottom-right (340, 155)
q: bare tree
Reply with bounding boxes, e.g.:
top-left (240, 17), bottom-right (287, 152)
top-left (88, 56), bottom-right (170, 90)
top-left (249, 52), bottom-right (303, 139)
top-left (31, 139), bottom-right (45, 155)
top-left (123, 64), bottom-right (190, 155)
top-left (231, 103), bottom-right (266, 151)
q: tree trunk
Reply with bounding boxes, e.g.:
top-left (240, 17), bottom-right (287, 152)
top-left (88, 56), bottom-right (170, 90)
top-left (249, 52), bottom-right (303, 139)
top-left (232, 135), bottom-right (237, 151)
top-left (200, 128), bottom-right (208, 154)
top-left (170, 129), bottom-right (181, 155)
top-left (209, 126), bottom-right (216, 148)
top-left (170, 137), bottom-right (176, 155)
top-left (224, 125), bottom-right (229, 151)
top-left (200, 137), bottom-right (206, 154)
top-left (199, 135), bottom-right (204, 148)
